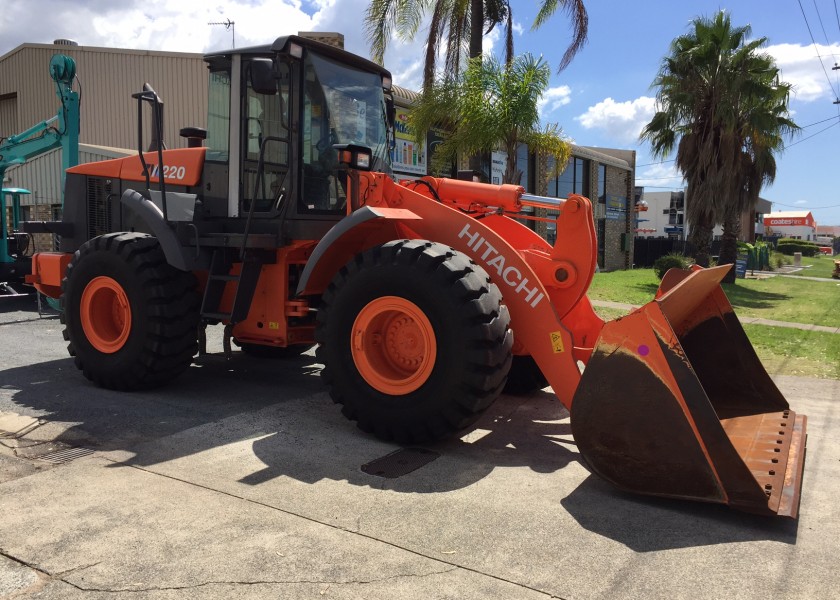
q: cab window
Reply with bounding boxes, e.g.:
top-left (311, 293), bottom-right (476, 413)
top-left (241, 60), bottom-right (291, 214)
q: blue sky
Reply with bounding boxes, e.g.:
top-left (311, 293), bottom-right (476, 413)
top-left (2, 0), bottom-right (839, 225)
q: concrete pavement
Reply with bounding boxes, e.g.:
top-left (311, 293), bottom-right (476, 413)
top-left (1, 295), bottom-right (839, 599)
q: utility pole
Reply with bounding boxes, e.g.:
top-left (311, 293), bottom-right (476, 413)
top-left (833, 64), bottom-right (839, 104)
top-left (209, 18), bottom-right (235, 48)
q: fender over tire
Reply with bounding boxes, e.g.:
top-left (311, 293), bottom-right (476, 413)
top-left (62, 232), bottom-right (200, 390)
top-left (316, 240), bottom-right (512, 443)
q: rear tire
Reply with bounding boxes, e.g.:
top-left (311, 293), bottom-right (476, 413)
top-left (316, 240), bottom-right (512, 443)
top-left (503, 355), bottom-right (549, 395)
top-left (62, 232), bottom-right (200, 390)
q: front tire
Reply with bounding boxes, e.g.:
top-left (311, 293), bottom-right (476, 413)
top-left (62, 232), bottom-right (200, 390)
top-left (316, 240), bottom-right (512, 443)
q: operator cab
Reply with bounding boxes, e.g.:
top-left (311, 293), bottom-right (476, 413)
top-left (201, 36), bottom-right (394, 239)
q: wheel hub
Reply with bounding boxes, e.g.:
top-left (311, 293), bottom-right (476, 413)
top-left (80, 276), bottom-right (131, 354)
top-left (352, 296), bottom-right (436, 395)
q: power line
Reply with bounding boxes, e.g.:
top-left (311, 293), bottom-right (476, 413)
top-left (772, 201), bottom-right (840, 209)
top-left (800, 114), bottom-right (840, 127)
top-left (835, 0), bottom-right (840, 34)
top-left (784, 119), bottom-right (840, 148)
top-left (635, 158), bottom-right (676, 168)
top-left (637, 174), bottom-right (684, 180)
top-left (635, 116), bottom-right (839, 170)
top-left (813, 0), bottom-right (833, 45)
top-left (796, 0), bottom-right (840, 100)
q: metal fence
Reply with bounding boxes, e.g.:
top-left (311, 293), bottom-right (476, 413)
top-left (633, 238), bottom-right (723, 267)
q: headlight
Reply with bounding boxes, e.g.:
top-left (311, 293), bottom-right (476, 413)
top-left (334, 144), bottom-right (374, 171)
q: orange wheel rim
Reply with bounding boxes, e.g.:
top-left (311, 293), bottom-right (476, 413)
top-left (80, 276), bottom-right (131, 353)
top-left (351, 296), bottom-right (437, 395)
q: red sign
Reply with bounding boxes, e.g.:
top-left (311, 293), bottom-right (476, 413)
top-left (763, 214), bottom-right (816, 228)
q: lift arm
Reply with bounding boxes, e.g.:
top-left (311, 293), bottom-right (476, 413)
top-left (0, 54), bottom-right (80, 202)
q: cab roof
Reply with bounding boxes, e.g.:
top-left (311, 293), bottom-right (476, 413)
top-left (203, 35), bottom-right (392, 81)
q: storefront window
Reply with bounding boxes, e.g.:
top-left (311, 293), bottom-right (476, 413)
top-left (516, 143), bottom-right (530, 190)
top-left (598, 164), bottom-right (606, 204)
top-left (548, 157), bottom-right (589, 198)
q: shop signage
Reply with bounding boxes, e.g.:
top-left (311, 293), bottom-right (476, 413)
top-left (491, 151), bottom-right (507, 185)
top-left (763, 213), bottom-right (816, 228)
top-left (426, 126), bottom-right (452, 177)
top-left (606, 195), bottom-right (627, 220)
top-left (735, 253), bottom-right (748, 278)
top-left (391, 107), bottom-right (427, 176)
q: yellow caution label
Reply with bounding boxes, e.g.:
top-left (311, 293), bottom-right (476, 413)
top-left (269, 322), bottom-right (280, 330)
top-left (550, 331), bottom-right (565, 353)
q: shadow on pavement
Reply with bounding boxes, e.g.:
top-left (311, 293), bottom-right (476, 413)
top-left (2, 347), bottom-right (579, 495)
top-left (238, 388), bottom-right (579, 492)
top-left (561, 474), bottom-right (799, 550)
top-left (1, 351), bottom-right (320, 450)
top-left (3, 296), bottom-right (806, 549)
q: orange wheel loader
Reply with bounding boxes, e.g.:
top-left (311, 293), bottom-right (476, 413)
top-left (24, 36), bottom-right (807, 518)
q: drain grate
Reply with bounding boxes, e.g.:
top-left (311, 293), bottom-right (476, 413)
top-left (36, 447), bottom-right (95, 464)
top-left (361, 447), bottom-right (439, 478)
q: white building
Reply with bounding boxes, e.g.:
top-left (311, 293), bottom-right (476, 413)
top-left (635, 190), bottom-right (686, 239)
top-left (637, 190), bottom-right (771, 242)
top-left (763, 211), bottom-right (817, 241)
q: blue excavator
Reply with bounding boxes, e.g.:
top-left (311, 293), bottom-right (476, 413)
top-left (0, 54), bottom-right (79, 296)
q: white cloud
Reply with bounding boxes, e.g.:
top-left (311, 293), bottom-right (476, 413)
top-left (766, 42), bottom-right (840, 103)
top-left (1, 0), bottom-right (319, 55)
top-left (3, 0), bottom-right (557, 93)
top-left (538, 85), bottom-right (572, 117)
top-left (576, 96), bottom-right (656, 144)
top-left (482, 24), bottom-right (501, 57)
top-left (0, 0), bottom-right (434, 91)
top-left (635, 161), bottom-right (684, 189)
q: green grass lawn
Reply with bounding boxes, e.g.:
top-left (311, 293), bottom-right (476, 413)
top-left (587, 267), bottom-right (840, 379)
top-left (743, 325), bottom-right (840, 379)
top-left (781, 255), bottom-right (837, 279)
top-left (721, 277), bottom-right (838, 326)
top-left (587, 269), bottom-right (660, 306)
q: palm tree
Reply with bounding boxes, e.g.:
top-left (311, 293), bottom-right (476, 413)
top-left (365, 0), bottom-right (588, 90)
top-left (718, 78), bottom-right (797, 281)
top-left (409, 53), bottom-right (571, 186)
top-left (641, 11), bottom-right (795, 269)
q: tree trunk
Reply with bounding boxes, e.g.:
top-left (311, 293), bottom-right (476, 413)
top-left (719, 207), bottom-right (742, 284)
top-left (689, 215), bottom-right (714, 268)
top-left (469, 0), bottom-right (484, 60)
top-left (468, 154), bottom-right (484, 181)
top-left (466, 0), bottom-right (485, 180)
top-left (504, 144), bottom-right (521, 185)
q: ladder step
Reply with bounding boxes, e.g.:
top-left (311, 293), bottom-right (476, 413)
top-left (202, 312), bottom-right (232, 321)
top-left (200, 248), bottom-right (265, 325)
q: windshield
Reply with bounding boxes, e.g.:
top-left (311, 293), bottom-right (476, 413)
top-left (305, 52), bottom-right (391, 174)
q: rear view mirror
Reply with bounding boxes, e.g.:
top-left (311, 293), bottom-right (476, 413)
top-left (249, 58), bottom-right (276, 95)
top-left (385, 96), bottom-right (396, 130)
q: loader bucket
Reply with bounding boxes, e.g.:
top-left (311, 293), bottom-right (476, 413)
top-left (571, 265), bottom-right (807, 517)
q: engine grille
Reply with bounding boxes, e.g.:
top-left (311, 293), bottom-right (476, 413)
top-left (86, 177), bottom-right (111, 240)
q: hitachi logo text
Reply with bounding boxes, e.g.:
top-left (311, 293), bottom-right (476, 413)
top-left (458, 223), bottom-right (545, 308)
